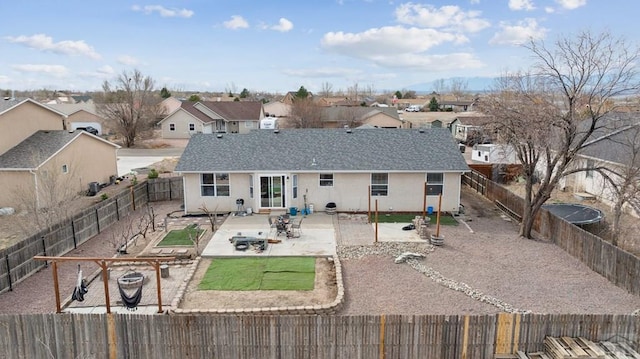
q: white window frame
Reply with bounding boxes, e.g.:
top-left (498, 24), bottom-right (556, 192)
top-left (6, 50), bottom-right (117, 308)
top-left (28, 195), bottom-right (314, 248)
top-left (319, 173), bottom-right (334, 187)
top-left (371, 173), bottom-right (388, 196)
top-left (189, 123), bottom-right (195, 131)
top-left (249, 175), bottom-right (254, 198)
top-left (426, 172), bottom-right (444, 196)
top-left (201, 173), bottom-right (230, 197)
top-left (169, 123), bottom-right (176, 131)
top-left (61, 164), bottom-right (68, 174)
top-left (292, 174), bottom-right (298, 199)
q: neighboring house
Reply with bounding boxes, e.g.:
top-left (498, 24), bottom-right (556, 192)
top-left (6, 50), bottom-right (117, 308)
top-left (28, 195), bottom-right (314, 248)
top-left (471, 144), bottom-right (518, 164)
top-left (47, 103), bottom-right (107, 135)
top-left (158, 96), bottom-right (183, 119)
top-left (439, 100), bottom-right (477, 112)
top-left (281, 91), bottom-right (314, 105)
top-left (0, 99), bottom-right (69, 155)
top-left (158, 101), bottom-right (264, 139)
top-left (561, 113), bottom-right (640, 217)
top-left (263, 100), bottom-right (291, 118)
top-left (452, 115), bottom-right (495, 144)
top-left (175, 128), bottom-right (469, 215)
top-left (0, 130), bottom-right (119, 209)
top-left (320, 107), bottom-right (407, 129)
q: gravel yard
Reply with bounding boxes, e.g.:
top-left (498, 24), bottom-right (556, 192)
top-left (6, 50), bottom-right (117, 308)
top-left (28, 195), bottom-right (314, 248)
top-left (0, 188), bottom-right (638, 315)
top-left (336, 188), bottom-right (640, 315)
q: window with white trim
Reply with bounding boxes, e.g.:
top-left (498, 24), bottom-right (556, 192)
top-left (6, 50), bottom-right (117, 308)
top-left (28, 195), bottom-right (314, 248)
top-left (292, 174), bottom-right (298, 198)
top-left (61, 164), bottom-right (68, 174)
top-left (319, 173), bottom-right (333, 187)
top-left (201, 173), bottom-right (230, 197)
top-left (586, 159), bottom-right (594, 178)
top-left (426, 172), bottom-right (443, 196)
top-left (169, 123), bottom-right (175, 131)
top-left (189, 123), bottom-right (195, 131)
top-left (249, 175), bottom-right (254, 198)
top-left (371, 173), bottom-right (388, 196)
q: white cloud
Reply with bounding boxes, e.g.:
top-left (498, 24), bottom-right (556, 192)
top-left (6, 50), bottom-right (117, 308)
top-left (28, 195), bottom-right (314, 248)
top-left (470, 0), bottom-right (480, 4)
top-left (6, 34), bottom-right (101, 60)
top-left (555, 0), bottom-right (586, 10)
top-left (271, 18), bottom-right (294, 32)
top-left (509, 0), bottom-right (535, 11)
top-left (0, 75), bottom-right (10, 85)
top-left (224, 15), bottom-right (249, 30)
top-left (321, 26), bottom-right (481, 70)
top-left (96, 65), bottom-right (115, 76)
top-left (322, 26), bottom-right (467, 57)
top-left (117, 55), bottom-right (139, 66)
top-left (132, 5), bottom-right (193, 18)
top-left (395, 3), bottom-right (490, 33)
top-left (489, 18), bottom-right (547, 45)
top-left (282, 67), bottom-right (362, 78)
top-left (11, 64), bottom-right (68, 76)
top-left (545, 6), bottom-right (555, 13)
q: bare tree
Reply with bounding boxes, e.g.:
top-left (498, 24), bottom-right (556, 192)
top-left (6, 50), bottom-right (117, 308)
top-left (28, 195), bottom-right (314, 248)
top-left (481, 31), bottom-right (640, 238)
top-left (106, 204), bottom-right (156, 253)
top-left (199, 203), bottom-right (219, 232)
top-left (290, 98), bottom-right (323, 128)
top-left (347, 82), bottom-right (360, 102)
top-left (319, 82), bottom-right (333, 98)
top-left (12, 157), bottom-right (81, 235)
top-left (449, 78), bottom-right (468, 101)
top-left (432, 78), bottom-right (446, 95)
top-left (96, 69), bottom-right (159, 148)
top-left (225, 82), bottom-right (238, 97)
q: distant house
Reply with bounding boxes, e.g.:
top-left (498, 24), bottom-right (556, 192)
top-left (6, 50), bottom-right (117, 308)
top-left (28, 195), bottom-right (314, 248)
top-left (0, 99), bottom-right (69, 155)
top-left (561, 113), bottom-right (640, 217)
top-left (158, 101), bottom-right (264, 139)
top-left (281, 91), bottom-right (314, 105)
top-left (175, 128), bottom-right (469, 215)
top-left (0, 130), bottom-right (119, 210)
top-left (0, 99), bottom-right (119, 210)
top-left (452, 115), bottom-right (495, 144)
top-left (263, 100), bottom-right (291, 118)
top-left (320, 107), bottom-right (407, 129)
top-left (471, 144), bottom-right (518, 164)
top-left (47, 103), bottom-right (107, 135)
top-left (439, 100), bottom-right (477, 112)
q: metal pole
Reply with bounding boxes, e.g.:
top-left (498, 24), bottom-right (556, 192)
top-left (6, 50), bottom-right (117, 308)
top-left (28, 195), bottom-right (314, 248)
top-left (375, 199), bottom-right (379, 243)
top-left (422, 182), bottom-right (427, 219)
top-left (436, 193), bottom-right (442, 237)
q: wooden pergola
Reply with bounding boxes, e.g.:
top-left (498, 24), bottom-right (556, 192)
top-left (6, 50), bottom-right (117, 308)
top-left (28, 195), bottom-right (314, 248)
top-left (34, 256), bottom-right (175, 314)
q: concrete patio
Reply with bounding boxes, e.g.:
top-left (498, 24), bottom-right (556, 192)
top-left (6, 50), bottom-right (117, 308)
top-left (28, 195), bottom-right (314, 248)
top-left (201, 211), bottom-right (429, 257)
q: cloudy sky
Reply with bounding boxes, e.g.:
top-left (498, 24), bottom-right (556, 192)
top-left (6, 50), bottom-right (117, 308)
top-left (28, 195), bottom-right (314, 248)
top-left (0, 0), bottom-right (634, 94)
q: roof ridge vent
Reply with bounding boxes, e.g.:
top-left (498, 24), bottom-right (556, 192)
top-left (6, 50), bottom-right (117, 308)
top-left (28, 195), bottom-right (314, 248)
top-left (216, 133), bottom-right (223, 138)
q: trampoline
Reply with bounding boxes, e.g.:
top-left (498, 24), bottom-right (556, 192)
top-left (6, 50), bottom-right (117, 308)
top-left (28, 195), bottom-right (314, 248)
top-left (542, 203), bottom-right (604, 225)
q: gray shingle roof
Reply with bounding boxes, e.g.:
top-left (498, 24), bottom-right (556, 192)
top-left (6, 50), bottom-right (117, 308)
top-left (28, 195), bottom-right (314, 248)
top-left (0, 130), bottom-right (82, 169)
top-left (580, 112), bottom-right (640, 165)
top-left (175, 128), bottom-right (469, 173)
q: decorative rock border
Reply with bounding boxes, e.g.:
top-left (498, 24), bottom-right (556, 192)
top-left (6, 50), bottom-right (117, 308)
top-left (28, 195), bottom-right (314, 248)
top-left (170, 255), bottom-right (344, 315)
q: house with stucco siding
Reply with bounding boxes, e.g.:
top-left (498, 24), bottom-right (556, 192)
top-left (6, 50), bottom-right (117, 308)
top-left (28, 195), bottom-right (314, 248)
top-left (158, 101), bottom-right (264, 139)
top-left (175, 128), bottom-right (469, 215)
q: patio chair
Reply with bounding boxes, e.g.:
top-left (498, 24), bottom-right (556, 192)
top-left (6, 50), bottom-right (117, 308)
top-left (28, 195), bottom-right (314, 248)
top-left (290, 217), bottom-right (303, 237)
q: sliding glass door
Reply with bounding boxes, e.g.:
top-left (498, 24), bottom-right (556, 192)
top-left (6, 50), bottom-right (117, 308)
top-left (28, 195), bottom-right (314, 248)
top-left (260, 175), bottom-right (285, 208)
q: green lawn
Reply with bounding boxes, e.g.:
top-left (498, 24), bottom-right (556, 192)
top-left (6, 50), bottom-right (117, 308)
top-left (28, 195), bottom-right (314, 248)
top-left (370, 213), bottom-right (458, 225)
top-left (198, 257), bottom-right (316, 291)
top-left (157, 225), bottom-right (203, 246)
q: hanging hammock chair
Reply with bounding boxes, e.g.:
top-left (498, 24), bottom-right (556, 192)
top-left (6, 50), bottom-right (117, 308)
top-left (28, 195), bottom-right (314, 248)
top-left (71, 264), bottom-right (88, 302)
top-left (117, 272), bottom-right (144, 311)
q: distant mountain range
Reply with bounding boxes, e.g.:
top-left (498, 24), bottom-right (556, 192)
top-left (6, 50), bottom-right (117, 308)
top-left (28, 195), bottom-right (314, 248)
top-left (404, 77), bottom-right (496, 95)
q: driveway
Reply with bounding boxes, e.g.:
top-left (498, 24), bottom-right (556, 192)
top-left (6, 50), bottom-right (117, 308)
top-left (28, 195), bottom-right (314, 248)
top-left (116, 148), bottom-right (184, 176)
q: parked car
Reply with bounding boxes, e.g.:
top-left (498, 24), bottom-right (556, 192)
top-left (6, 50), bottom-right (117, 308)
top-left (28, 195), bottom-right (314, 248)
top-left (77, 126), bottom-right (99, 135)
top-left (405, 105), bottom-right (421, 112)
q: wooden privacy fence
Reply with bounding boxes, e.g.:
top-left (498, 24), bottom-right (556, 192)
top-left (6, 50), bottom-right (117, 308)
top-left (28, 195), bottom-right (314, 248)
top-left (462, 170), bottom-right (640, 296)
top-left (0, 313), bottom-right (637, 359)
top-left (0, 182), bottom-right (152, 294)
top-left (147, 177), bottom-right (183, 201)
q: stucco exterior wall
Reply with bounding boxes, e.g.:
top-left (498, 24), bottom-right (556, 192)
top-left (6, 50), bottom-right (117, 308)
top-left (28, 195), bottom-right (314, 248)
top-left (51, 134), bottom-right (118, 190)
top-left (181, 171), bottom-right (463, 214)
top-left (362, 113), bottom-right (403, 129)
top-left (0, 101), bottom-right (66, 155)
top-left (0, 171), bottom-right (35, 209)
top-left (160, 111), bottom-right (203, 139)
